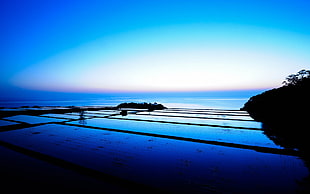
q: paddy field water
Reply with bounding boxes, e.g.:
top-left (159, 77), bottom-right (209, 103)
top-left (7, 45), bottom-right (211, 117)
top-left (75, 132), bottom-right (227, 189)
top-left (0, 106), bottom-right (308, 193)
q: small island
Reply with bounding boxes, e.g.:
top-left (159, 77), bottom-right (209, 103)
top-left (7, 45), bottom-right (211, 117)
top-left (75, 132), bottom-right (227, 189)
top-left (116, 102), bottom-right (167, 111)
top-left (242, 70), bottom-right (310, 154)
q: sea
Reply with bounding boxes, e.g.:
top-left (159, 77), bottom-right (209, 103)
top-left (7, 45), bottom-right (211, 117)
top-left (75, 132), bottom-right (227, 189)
top-left (0, 90), bottom-right (263, 109)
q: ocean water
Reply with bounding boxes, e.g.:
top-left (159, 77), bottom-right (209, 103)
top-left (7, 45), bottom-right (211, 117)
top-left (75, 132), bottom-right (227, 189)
top-left (0, 90), bottom-right (262, 109)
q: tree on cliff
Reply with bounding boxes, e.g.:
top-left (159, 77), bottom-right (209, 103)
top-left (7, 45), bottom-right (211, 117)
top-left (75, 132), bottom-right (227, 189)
top-left (282, 69), bottom-right (310, 86)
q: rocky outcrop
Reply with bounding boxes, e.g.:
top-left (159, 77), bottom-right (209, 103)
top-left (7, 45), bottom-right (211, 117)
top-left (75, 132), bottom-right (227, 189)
top-left (241, 78), bottom-right (310, 127)
top-left (241, 71), bottom-right (310, 152)
top-left (116, 102), bottom-right (167, 111)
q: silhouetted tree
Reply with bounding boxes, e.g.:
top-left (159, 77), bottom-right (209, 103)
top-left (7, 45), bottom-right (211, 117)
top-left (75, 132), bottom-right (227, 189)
top-left (282, 69), bottom-right (310, 86)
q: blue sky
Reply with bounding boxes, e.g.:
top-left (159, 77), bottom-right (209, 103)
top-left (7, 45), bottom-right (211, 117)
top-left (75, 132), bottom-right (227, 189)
top-left (1, 0), bottom-right (310, 96)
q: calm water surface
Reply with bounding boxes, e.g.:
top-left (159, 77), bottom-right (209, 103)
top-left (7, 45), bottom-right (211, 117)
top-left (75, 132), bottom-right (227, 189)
top-left (0, 92), bottom-right (309, 192)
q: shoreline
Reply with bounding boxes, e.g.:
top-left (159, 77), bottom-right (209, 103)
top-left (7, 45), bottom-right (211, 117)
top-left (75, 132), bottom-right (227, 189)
top-left (0, 105), bottom-right (117, 118)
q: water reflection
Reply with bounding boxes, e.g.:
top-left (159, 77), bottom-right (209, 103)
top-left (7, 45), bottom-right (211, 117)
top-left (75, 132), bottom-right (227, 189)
top-left (1, 108), bottom-right (309, 192)
top-left (0, 124), bottom-right (307, 193)
top-left (112, 114), bottom-right (261, 129)
top-left (263, 123), bottom-right (310, 191)
top-left (69, 117), bottom-right (281, 149)
top-left (78, 110), bottom-right (87, 125)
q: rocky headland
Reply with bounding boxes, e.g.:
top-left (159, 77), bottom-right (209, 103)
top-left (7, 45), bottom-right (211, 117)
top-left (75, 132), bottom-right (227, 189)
top-left (241, 70), bottom-right (310, 154)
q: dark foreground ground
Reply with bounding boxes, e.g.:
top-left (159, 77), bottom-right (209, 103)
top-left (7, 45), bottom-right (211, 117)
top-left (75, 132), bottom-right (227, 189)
top-left (0, 145), bottom-right (136, 193)
top-left (0, 106), bottom-right (309, 193)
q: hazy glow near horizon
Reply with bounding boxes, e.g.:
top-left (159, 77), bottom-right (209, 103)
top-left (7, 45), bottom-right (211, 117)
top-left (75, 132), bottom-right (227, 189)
top-left (2, 1), bottom-right (310, 93)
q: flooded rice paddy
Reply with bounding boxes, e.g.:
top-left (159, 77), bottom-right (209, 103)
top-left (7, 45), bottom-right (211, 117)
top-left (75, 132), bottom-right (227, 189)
top-left (0, 107), bottom-right (308, 193)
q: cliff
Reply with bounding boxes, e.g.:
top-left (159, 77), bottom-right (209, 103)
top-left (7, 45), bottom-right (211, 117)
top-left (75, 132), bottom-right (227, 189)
top-left (242, 79), bottom-right (310, 126)
top-left (241, 70), bottom-right (310, 152)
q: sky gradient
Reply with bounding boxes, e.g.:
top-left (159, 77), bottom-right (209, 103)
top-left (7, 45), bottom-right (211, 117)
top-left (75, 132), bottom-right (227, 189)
top-left (1, 0), bottom-right (310, 96)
